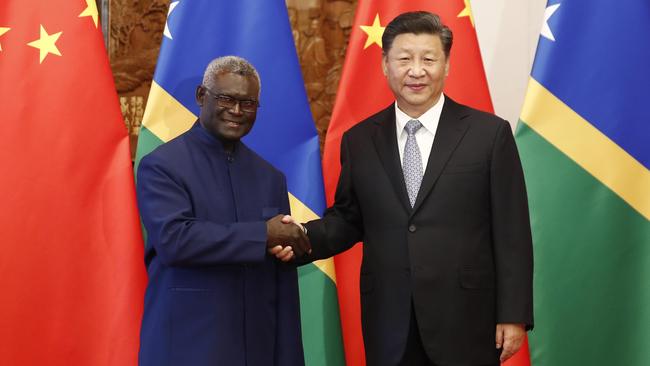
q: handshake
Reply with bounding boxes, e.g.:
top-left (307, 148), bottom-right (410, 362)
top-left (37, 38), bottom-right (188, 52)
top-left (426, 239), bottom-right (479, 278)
top-left (266, 214), bottom-right (311, 262)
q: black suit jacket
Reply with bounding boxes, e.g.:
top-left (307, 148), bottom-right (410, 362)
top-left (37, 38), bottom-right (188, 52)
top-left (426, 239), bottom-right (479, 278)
top-left (304, 97), bottom-right (533, 366)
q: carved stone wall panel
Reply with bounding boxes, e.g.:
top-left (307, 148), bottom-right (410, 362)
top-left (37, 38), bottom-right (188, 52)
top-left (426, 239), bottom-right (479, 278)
top-left (105, 0), bottom-right (358, 158)
top-left (104, 0), bottom-right (168, 159)
top-left (287, 0), bottom-right (356, 151)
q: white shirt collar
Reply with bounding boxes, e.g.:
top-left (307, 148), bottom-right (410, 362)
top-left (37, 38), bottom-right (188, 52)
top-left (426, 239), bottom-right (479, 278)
top-left (395, 94), bottom-right (445, 135)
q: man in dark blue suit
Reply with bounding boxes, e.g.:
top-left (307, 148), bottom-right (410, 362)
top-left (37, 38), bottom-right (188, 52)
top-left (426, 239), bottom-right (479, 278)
top-left (136, 56), bottom-right (310, 366)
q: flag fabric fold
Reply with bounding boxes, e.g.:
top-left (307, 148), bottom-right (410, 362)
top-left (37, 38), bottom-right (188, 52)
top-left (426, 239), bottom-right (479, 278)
top-left (323, 1), bottom-right (495, 365)
top-left (516, 1), bottom-right (650, 365)
top-left (134, 1), bottom-right (345, 365)
top-left (0, 1), bottom-right (147, 365)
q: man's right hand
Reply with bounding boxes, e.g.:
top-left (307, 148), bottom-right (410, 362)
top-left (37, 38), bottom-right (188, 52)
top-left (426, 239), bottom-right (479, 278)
top-left (266, 214), bottom-right (311, 257)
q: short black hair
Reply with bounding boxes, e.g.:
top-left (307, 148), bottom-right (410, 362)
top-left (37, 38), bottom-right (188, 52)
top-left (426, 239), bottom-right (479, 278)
top-left (382, 11), bottom-right (453, 58)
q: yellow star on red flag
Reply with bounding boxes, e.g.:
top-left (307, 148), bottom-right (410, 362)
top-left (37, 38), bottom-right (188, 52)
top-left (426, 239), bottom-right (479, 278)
top-left (360, 14), bottom-right (385, 49)
top-left (27, 25), bottom-right (63, 63)
top-left (0, 27), bottom-right (9, 51)
top-left (79, 0), bottom-right (99, 28)
top-left (457, 0), bottom-right (475, 28)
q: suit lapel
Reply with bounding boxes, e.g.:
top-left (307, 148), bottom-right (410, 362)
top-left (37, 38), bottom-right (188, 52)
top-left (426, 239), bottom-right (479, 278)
top-left (372, 104), bottom-right (412, 213)
top-left (411, 97), bottom-right (470, 215)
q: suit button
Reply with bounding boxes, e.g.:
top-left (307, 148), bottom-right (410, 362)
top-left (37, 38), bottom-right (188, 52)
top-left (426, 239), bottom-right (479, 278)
top-left (408, 224), bottom-right (416, 233)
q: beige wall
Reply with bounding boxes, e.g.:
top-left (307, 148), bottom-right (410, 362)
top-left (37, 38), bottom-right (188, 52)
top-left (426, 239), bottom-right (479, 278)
top-left (473, 0), bottom-right (548, 129)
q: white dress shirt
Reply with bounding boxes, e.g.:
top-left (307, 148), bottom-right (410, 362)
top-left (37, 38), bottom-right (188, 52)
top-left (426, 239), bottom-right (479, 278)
top-left (395, 94), bottom-right (445, 172)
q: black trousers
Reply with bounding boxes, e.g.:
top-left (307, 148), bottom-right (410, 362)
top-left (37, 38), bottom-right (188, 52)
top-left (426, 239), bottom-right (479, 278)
top-left (397, 302), bottom-right (500, 366)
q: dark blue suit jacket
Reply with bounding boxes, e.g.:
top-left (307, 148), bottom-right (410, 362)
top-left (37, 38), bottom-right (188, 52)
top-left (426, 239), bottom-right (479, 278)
top-left (137, 122), bottom-right (304, 366)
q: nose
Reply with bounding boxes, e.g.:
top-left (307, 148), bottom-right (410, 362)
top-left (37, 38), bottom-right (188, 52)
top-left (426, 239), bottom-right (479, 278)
top-left (229, 101), bottom-right (243, 115)
top-left (408, 59), bottom-right (425, 78)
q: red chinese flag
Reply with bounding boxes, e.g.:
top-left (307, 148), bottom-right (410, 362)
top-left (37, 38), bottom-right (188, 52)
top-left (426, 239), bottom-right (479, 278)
top-left (324, 1), bottom-right (525, 366)
top-left (0, 1), bottom-right (146, 365)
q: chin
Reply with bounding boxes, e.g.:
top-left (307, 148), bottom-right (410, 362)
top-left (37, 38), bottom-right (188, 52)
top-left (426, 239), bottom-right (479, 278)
top-left (411, 95), bottom-right (436, 105)
top-left (223, 134), bottom-right (244, 142)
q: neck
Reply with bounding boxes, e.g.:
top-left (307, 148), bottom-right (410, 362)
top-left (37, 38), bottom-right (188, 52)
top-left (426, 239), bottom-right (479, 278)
top-left (220, 139), bottom-right (236, 153)
top-left (397, 93), bottom-right (442, 119)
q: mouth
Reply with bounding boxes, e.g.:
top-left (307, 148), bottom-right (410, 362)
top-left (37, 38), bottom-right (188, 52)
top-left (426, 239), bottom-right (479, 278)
top-left (224, 120), bottom-right (244, 128)
top-left (405, 83), bottom-right (427, 92)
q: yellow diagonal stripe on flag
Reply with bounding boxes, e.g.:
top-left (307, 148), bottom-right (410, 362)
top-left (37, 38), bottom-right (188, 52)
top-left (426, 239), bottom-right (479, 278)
top-left (520, 78), bottom-right (650, 220)
top-left (289, 193), bottom-right (337, 283)
top-left (142, 80), bottom-right (196, 141)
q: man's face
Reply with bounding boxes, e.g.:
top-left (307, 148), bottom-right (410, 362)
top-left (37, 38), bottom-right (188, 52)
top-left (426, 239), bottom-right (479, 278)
top-left (196, 72), bottom-right (260, 143)
top-left (382, 33), bottom-right (449, 117)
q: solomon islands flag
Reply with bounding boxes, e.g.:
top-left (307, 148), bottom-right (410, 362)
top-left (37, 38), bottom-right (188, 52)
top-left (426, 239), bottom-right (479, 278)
top-left (515, 1), bottom-right (650, 365)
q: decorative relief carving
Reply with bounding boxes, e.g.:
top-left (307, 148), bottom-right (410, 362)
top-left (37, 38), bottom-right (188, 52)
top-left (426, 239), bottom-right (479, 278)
top-left (287, 0), bottom-right (356, 151)
top-left (105, 0), bottom-right (168, 158)
top-left (106, 0), bottom-right (358, 158)
top-left (119, 95), bottom-right (145, 157)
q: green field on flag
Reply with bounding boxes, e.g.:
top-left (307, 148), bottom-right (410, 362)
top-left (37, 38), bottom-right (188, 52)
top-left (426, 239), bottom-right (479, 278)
top-left (516, 122), bottom-right (650, 366)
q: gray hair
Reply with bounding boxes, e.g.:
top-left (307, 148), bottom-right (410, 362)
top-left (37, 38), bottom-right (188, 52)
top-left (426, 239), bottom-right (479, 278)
top-left (202, 55), bottom-right (261, 95)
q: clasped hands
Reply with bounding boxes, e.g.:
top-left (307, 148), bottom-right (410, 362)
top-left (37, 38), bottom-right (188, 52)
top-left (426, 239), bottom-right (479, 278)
top-left (266, 214), bottom-right (309, 262)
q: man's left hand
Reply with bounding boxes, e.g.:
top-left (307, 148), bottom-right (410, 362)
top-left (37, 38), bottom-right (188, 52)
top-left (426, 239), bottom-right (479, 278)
top-left (496, 323), bottom-right (526, 362)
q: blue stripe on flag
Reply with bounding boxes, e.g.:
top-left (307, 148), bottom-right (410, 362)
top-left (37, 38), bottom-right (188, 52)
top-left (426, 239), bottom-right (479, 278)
top-left (152, 0), bottom-right (325, 214)
top-left (531, 0), bottom-right (650, 169)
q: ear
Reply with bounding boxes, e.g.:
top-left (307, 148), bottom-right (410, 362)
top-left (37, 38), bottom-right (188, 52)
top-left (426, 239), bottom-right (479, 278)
top-left (444, 59), bottom-right (450, 77)
top-left (382, 55), bottom-right (388, 76)
top-left (195, 85), bottom-right (205, 106)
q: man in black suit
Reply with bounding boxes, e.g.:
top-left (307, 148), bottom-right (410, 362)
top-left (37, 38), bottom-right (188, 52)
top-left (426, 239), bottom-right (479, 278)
top-left (280, 11), bottom-right (533, 366)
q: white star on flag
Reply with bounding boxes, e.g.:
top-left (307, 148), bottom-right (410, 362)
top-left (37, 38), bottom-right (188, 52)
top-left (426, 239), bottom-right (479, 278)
top-left (164, 1), bottom-right (180, 40)
top-left (541, 3), bottom-right (560, 41)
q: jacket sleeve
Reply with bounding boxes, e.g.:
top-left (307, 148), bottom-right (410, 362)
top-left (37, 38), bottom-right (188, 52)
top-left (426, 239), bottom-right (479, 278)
top-left (301, 132), bottom-right (363, 263)
top-left (490, 121), bottom-right (534, 329)
top-left (136, 153), bottom-right (267, 267)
